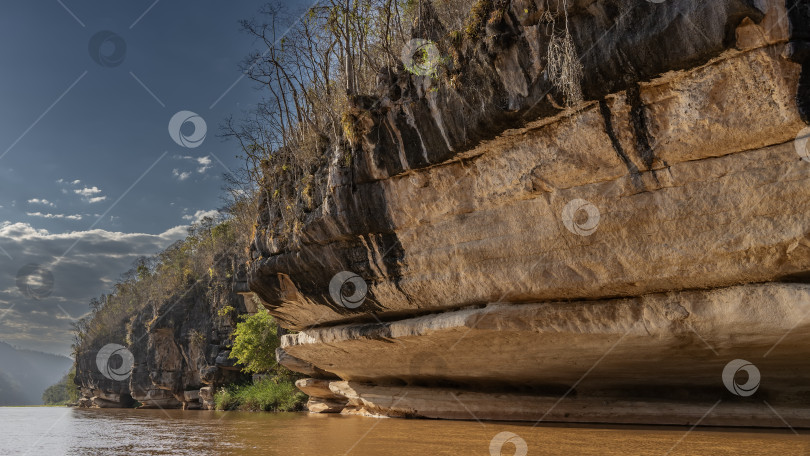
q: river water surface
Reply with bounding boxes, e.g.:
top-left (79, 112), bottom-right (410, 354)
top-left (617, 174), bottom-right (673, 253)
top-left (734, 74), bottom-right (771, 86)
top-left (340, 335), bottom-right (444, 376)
top-left (2, 407), bottom-right (809, 455)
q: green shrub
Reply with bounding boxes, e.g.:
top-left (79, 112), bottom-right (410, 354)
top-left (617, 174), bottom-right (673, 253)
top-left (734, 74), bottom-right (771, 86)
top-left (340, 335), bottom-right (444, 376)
top-left (213, 387), bottom-right (237, 410)
top-left (213, 378), bottom-right (306, 412)
top-left (228, 308), bottom-right (281, 374)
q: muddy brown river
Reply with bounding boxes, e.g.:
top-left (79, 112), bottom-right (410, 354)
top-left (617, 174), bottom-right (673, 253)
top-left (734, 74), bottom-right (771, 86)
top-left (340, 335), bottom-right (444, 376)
top-left (2, 407), bottom-right (809, 455)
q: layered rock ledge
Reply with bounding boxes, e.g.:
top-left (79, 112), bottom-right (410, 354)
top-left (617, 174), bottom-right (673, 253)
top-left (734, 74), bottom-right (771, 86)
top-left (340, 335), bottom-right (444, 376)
top-left (278, 283), bottom-right (810, 424)
top-left (249, 0), bottom-right (810, 426)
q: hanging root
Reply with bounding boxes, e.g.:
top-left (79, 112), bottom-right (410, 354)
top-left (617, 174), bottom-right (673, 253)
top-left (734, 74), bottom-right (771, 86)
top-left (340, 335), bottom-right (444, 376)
top-left (544, 0), bottom-right (583, 106)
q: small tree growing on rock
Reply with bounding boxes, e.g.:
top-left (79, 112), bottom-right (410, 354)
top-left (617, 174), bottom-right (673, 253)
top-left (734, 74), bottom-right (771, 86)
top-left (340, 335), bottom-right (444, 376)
top-left (228, 307), bottom-right (283, 374)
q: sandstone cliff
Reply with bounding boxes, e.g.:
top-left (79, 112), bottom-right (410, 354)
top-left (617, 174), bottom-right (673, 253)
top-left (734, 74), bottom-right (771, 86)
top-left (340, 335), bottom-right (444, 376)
top-left (249, 0), bottom-right (810, 426)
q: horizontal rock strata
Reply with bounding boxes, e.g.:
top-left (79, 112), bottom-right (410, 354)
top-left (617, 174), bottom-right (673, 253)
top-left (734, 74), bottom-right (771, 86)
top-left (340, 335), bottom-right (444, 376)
top-left (306, 397), bottom-right (349, 413)
top-left (252, 42), bottom-right (808, 329)
top-left (252, 0), bottom-right (810, 426)
top-left (296, 378), bottom-right (349, 413)
top-left (281, 283), bottom-right (810, 391)
top-left (329, 382), bottom-right (810, 427)
top-left (280, 283), bottom-right (810, 424)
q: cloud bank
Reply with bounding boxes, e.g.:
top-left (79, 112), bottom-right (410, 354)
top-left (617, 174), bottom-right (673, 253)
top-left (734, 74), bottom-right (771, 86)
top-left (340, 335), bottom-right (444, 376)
top-left (0, 221), bottom-right (189, 355)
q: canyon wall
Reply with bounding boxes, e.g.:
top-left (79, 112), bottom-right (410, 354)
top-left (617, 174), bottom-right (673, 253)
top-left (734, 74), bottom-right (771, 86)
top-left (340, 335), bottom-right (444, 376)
top-left (249, 0), bottom-right (810, 426)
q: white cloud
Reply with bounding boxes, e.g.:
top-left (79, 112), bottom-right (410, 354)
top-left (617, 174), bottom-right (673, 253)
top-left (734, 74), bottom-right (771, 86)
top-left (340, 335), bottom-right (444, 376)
top-left (28, 199), bottom-right (55, 207)
top-left (172, 155), bottom-right (213, 179)
top-left (0, 221), bottom-right (192, 354)
top-left (182, 209), bottom-right (219, 223)
top-left (160, 224), bottom-right (191, 239)
top-left (26, 212), bottom-right (82, 221)
top-left (196, 156), bottom-right (212, 173)
top-left (0, 221), bottom-right (48, 239)
top-left (69, 186), bottom-right (107, 203)
top-left (172, 169), bottom-right (192, 181)
top-left (0, 221), bottom-right (189, 245)
top-left (74, 187), bottom-right (102, 197)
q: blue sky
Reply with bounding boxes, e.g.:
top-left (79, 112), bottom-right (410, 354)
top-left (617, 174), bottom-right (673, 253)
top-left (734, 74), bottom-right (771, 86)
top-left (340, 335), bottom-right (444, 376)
top-left (0, 0), bottom-right (309, 355)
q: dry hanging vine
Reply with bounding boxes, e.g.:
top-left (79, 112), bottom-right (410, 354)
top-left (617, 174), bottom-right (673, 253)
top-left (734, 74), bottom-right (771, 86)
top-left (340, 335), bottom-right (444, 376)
top-left (543, 0), bottom-right (583, 105)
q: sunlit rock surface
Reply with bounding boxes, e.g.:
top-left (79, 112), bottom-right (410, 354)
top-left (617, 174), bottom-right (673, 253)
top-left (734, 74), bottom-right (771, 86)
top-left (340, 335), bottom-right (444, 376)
top-left (253, 0), bottom-right (810, 425)
top-left (296, 378), bottom-right (349, 413)
top-left (250, 1), bottom-right (808, 329)
top-left (328, 381), bottom-right (810, 427)
top-left (282, 283), bottom-right (810, 424)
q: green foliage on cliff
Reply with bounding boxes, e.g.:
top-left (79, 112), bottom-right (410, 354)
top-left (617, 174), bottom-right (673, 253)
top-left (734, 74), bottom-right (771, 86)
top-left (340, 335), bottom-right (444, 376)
top-left (72, 194), bottom-right (257, 357)
top-left (228, 308), bottom-right (282, 374)
top-left (42, 368), bottom-right (79, 406)
top-left (223, 307), bottom-right (308, 411)
top-left (213, 377), bottom-right (306, 412)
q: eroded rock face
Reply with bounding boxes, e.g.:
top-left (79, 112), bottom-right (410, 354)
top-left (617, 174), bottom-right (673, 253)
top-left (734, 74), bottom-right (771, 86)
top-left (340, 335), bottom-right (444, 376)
top-left (74, 354), bottom-right (134, 408)
top-left (126, 281), bottom-right (249, 409)
top-left (74, 259), bottom-right (250, 409)
top-left (283, 283), bottom-right (810, 398)
top-left (249, 2), bottom-right (809, 330)
top-left (296, 378), bottom-right (349, 413)
top-left (250, 0), bottom-right (810, 425)
top-left (198, 386), bottom-right (215, 410)
top-left (329, 381), bottom-right (810, 427)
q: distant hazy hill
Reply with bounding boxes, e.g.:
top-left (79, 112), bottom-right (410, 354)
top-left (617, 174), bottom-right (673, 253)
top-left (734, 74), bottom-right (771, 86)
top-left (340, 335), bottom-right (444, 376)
top-left (0, 341), bottom-right (72, 405)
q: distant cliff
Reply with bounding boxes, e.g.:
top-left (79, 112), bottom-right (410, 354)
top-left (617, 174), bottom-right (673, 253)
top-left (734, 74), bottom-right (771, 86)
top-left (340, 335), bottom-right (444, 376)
top-left (249, 0), bottom-right (810, 426)
top-left (73, 257), bottom-right (254, 409)
top-left (72, 220), bottom-right (256, 410)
